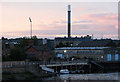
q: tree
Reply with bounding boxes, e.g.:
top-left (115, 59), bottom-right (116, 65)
top-left (19, 37), bottom-right (29, 48)
top-left (10, 48), bottom-right (26, 61)
top-left (3, 36), bottom-right (38, 61)
top-left (31, 35), bottom-right (38, 46)
top-left (18, 36), bottom-right (38, 47)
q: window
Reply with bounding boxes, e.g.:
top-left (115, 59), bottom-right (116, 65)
top-left (57, 54), bottom-right (63, 57)
top-left (107, 54), bottom-right (111, 61)
top-left (115, 54), bottom-right (119, 61)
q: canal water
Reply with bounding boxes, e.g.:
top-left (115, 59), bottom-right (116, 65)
top-left (38, 73), bottom-right (120, 82)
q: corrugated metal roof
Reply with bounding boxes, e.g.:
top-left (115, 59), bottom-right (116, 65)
top-left (55, 47), bottom-right (110, 50)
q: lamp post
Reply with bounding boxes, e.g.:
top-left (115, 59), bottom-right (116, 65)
top-left (29, 17), bottom-right (32, 39)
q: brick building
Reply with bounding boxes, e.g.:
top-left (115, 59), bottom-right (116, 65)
top-left (24, 40), bottom-right (51, 61)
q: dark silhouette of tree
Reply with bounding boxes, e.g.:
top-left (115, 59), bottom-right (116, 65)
top-left (9, 36), bottom-right (38, 61)
top-left (18, 36), bottom-right (38, 47)
top-left (2, 36), bottom-right (39, 61)
top-left (10, 48), bottom-right (26, 61)
top-left (31, 35), bottom-right (38, 46)
top-left (19, 37), bottom-right (29, 48)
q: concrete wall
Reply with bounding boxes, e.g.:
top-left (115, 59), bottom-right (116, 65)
top-left (3, 68), bottom-right (25, 73)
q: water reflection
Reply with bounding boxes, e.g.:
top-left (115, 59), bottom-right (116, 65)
top-left (39, 73), bottom-right (119, 82)
top-left (3, 73), bottom-right (119, 82)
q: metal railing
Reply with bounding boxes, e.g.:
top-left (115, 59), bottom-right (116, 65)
top-left (2, 59), bottom-right (88, 68)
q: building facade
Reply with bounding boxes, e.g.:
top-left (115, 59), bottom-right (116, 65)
top-left (54, 35), bottom-right (92, 48)
top-left (55, 47), bottom-right (120, 62)
top-left (24, 40), bottom-right (51, 61)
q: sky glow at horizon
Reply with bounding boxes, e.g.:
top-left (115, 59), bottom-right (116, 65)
top-left (1, 2), bottom-right (118, 39)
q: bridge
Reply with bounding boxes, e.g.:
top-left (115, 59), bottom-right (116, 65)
top-left (40, 61), bottom-right (88, 67)
top-left (2, 59), bottom-right (104, 74)
top-left (39, 60), bottom-right (90, 73)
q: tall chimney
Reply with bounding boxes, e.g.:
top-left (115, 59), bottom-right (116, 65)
top-left (68, 5), bottom-right (71, 38)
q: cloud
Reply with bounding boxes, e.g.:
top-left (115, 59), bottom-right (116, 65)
top-left (77, 8), bottom-right (84, 12)
top-left (34, 12), bottom-right (118, 33)
top-left (77, 13), bottom-right (118, 30)
top-left (72, 20), bottom-right (93, 25)
top-left (55, 20), bottom-right (67, 24)
top-left (81, 13), bottom-right (117, 24)
top-left (2, 12), bottom-right (118, 39)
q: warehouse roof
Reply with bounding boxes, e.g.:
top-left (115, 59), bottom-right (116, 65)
top-left (55, 47), bottom-right (110, 50)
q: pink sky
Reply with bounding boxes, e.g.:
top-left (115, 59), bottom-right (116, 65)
top-left (1, 2), bottom-right (118, 39)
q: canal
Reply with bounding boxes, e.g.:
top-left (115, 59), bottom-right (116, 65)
top-left (2, 72), bottom-right (120, 82)
top-left (36, 73), bottom-right (120, 81)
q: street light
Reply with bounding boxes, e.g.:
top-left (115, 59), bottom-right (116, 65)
top-left (29, 17), bottom-right (32, 39)
top-left (64, 50), bottom-right (67, 53)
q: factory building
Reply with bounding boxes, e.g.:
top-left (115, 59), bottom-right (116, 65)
top-left (54, 5), bottom-right (120, 63)
top-left (54, 5), bottom-right (93, 47)
top-left (54, 47), bottom-right (120, 62)
top-left (54, 35), bottom-right (92, 47)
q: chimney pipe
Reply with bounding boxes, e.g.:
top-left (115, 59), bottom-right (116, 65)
top-left (68, 5), bottom-right (71, 38)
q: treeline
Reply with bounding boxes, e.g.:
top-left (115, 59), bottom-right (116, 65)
top-left (2, 36), bottom-right (38, 61)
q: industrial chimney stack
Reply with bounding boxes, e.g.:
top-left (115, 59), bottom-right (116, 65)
top-left (68, 5), bottom-right (71, 38)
